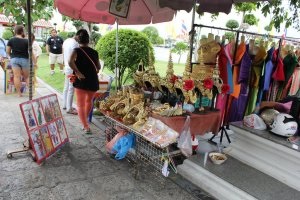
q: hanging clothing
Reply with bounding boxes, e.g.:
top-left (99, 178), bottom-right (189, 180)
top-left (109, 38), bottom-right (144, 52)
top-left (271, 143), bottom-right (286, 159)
top-left (239, 45), bottom-right (252, 84)
top-left (263, 47), bottom-right (275, 91)
top-left (228, 49), bottom-right (252, 122)
top-left (272, 49), bottom-right (285, 81)
top-left (218, 46), bottom-right (228, 84)
top-left (231, 41), bottom-right (246, 98)
top-left (276, 53), bottom-right (298, 100)
top-left (283, 53), bottom-right (298, 84)
top-left (289, 67), bottom-right (300, 95)
top-left (245, 46), bottom-right (267, 115)
top-left (224, 41), bottom-right (234, 66)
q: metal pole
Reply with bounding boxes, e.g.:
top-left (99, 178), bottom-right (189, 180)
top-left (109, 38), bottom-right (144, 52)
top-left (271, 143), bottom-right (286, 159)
top-left (26, 0), bottom-right (33, 100)
top-left (115, 19), bottom-right (119, 90)
top-left (188, 0), bottom-right (196, 73)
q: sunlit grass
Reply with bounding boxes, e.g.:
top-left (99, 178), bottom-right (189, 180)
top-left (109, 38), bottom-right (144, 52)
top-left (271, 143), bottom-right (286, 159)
top-left (36, 53), bottom-right (185, 93)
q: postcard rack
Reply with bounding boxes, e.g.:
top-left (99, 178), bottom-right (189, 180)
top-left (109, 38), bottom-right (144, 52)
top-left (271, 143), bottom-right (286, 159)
top-left (103, 114), bottom-right (181, 181)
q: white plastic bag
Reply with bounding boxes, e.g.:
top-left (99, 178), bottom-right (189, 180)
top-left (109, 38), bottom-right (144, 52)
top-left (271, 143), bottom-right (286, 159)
top-left (177, 116), bottom-right (192, 157)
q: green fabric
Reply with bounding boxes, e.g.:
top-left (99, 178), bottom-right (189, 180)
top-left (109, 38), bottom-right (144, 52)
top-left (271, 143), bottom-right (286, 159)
top-left (283, 54), bottom-right (298, 84)
top-left (246, 87), bottom-right (259, 115)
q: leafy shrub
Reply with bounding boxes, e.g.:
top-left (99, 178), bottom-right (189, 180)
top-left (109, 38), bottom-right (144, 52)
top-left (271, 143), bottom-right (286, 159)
top-left (2, 29), bottom-right (13, 40)
top-left (96, 29), bottom-right (153, 85)
top-left (58, 31), bottom-right (68, 40)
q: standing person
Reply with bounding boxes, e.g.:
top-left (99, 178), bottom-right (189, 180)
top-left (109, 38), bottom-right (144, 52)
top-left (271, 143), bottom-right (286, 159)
top-left (62, 34), bottom-right (79, 114)
top-left (6, 25), bottom-right (29, 97)
top-left (0, 36), bottom-right (7, 69)
top-left (69, 29), bottom-right (100, 134)
top-left (31, 34), bottom-right (42, 68)
top-left (46, 29), bottom-right (64, 75)
top-left (31, 34), bottom-right (42, 85)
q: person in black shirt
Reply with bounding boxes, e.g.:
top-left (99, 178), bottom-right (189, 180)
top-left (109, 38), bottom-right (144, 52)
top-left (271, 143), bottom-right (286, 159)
top-left (69, 29), bottom-right (101, 134)
top-left (46, 29), bottom-right (64, 75)
top-left (6, 25), bottom-right (29, 97)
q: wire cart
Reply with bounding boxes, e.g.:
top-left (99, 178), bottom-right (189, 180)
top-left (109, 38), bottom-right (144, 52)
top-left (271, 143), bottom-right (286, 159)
top-left (103, 114), bottom-right (181, 182)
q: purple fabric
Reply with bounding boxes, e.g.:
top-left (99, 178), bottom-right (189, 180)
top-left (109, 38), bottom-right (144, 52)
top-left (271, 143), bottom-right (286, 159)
top-left (238, 50), bottom-right (252, 84)
top-left (228, 93), bottom-right (249, 122)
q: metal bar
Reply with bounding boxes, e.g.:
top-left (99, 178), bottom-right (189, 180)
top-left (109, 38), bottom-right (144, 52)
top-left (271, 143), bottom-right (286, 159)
top-left (26, 0), bottom-right (33, 100)
top-left (194, 24), bottom-right (300, 43)
top-left (115, 19), bottom-right (119, 90)
top-left (188, 0), bottom-right (196, 73)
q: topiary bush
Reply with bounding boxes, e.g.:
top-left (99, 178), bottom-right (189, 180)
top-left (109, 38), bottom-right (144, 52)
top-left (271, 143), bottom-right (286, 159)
top-left (96, 29), bottom-right (154, 85)
top-left (58, 31), bottom-right (68, 41)
top-left (2, 28), bottom-right (13, 40)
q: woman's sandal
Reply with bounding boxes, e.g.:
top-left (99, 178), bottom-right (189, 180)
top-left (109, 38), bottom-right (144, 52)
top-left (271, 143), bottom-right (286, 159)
top-left (84, 128), bottom-right (92, 135)
top-left (66, 108), bottom-right (78, 115)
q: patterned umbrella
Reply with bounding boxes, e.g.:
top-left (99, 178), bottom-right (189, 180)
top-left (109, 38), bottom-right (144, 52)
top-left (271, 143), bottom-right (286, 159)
top-left (54, 0), bottom-right (176, 25)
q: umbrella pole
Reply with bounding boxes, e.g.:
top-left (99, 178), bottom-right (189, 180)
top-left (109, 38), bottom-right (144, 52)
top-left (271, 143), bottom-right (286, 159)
top-left (26, 0), bottom-right (33, 100)
top-left (115, 19), bottom-right (119, 90)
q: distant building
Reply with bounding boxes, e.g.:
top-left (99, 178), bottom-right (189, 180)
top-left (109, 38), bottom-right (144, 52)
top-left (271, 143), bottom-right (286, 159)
top-left (0, 14), bottom-right (52, 43)
top-left (33, 19), bottom-right (53, 44)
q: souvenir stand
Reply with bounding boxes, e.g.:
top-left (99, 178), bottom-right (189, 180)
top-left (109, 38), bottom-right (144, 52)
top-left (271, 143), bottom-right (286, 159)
top-left (98, 31), bottom-right (224, 179)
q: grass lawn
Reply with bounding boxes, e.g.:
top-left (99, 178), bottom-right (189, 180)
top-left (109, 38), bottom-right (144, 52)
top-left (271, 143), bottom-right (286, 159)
top-left (36, 53), bottom-right (185, 93)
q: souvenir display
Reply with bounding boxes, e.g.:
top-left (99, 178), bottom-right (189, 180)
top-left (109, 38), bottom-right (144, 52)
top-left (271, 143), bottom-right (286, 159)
top-left (139, 117), bottom-right (179, 148)
top-left (143, 54), bottom-right (160, 89)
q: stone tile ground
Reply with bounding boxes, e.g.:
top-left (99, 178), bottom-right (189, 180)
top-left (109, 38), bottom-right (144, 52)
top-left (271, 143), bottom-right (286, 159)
top-left (0, 78), bottom-right (212, 200)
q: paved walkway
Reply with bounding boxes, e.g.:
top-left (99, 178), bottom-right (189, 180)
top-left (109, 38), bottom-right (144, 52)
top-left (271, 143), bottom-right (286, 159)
top-left (0, 70), bottom-right (210, 200)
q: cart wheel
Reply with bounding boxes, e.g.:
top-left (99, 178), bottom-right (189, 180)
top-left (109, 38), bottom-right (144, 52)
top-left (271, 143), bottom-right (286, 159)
top-left (6, 153), bottom-right (12, 159)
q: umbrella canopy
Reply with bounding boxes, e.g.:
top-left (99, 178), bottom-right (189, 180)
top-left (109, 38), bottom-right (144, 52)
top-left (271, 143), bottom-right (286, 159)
top-left (159, 0), bottom-right (270, 14)
top-left (54, 0), bottom-right (176, 25)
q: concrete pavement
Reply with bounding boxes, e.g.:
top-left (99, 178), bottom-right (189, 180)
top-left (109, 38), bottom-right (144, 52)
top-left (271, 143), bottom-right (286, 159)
top-left (0, 70), bottom-right (213, 200)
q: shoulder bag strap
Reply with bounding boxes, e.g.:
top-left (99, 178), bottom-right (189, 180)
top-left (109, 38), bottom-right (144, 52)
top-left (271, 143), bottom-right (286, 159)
top-left (79, 47), bottom-right (98, 72)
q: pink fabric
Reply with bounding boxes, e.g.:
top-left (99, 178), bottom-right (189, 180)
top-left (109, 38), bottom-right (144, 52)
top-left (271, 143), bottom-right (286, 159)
top-left (55, 0), bottom-right (176, 25)
top-left (75, 88), bottom-right (96, 129)
top-left (224, 42), bottom-right (234, 66)
top-left (289, 67), bottom-right (300, 95)
top-left (216, 94), bottom-right (228, 125)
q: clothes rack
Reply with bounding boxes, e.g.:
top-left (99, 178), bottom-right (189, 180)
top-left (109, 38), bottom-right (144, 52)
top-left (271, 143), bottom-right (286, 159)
top-left (188, 23), bottom-right (300, 145)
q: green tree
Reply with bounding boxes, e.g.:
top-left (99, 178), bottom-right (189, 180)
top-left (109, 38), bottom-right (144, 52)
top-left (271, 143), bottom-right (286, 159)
top-left (58, 31), bottom-right (68, 41)
top-left (73, 20), bottom-right (84, 30)
top-left (171, 42), bottom-right (188, 64)
top-left (234, 2), bottom-right (257, 18)
top-left (224, 32), bottom-right (235, 41)
top-left (2, 28), bottom-right (13, 40)
top-left (141, 26), bottom-right (163, 45)
top-left (91, 32), bottom-right (101, 47)
top-left (0, 0), bottom-right (53, 25)
top-left (264, 25), bottom-right (272, 32)
top-left (243, 14), bottom-right (258, 26)
top-left (96, 29), bottom-right (153, 85)
top-left (258, 0), bottom-right (300, 31)
top-left (225, 20), bottom-right (239, 30)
